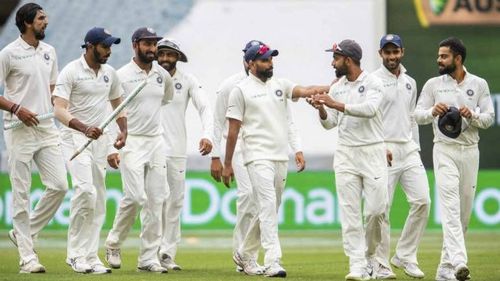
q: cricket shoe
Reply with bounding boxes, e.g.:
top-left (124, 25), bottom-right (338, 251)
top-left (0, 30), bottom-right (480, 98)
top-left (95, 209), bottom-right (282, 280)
top-left (345, 268), bottom-right (371, 281)
top-left (390, 255), bottom-right (424, 278)
top-left (137, 263), bottom-right (168, 273)
top-left (454, 264), bottom-right (470, 281)
top-left (90, 263), bottom-right (111, 274)
top-left (264, 260), bottom-right (287, 278)
top-left (19, 258), bottom-right (45, 274)
top-left (232, 252), bottom-right (264, 275)
top-left (159, 253), bottom-right (182, 270)
top-left (66, 257), bottom-right (92, 273)
top-left (105, 248), bottom-right (121, 269)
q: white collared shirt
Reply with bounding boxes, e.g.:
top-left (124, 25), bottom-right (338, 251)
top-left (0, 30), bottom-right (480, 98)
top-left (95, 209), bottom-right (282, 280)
top-left (119, 60), bottom-right (173, 136)
top-left (320, 71), bottom-right (385, 146)
top-left (53, 54), bottom-right (122, 130)
top-left (414, 69), bottom-right (494, 145)
top-left (226, 73), bottom-right (297, 164)
top-left (161, 68), bottom-right (212, 157)
top-left (373, 64), bottom-right (420, 147)
top-left (0, 36), bottom-right (58, 127)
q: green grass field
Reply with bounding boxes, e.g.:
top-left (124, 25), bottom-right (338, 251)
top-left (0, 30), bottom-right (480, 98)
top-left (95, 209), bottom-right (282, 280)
top-left (0, 231), bottom-right (498, 281)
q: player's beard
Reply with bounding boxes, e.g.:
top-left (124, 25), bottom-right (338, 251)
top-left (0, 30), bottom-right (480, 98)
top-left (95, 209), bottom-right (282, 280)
top-left (335, 63), bottom-right (347, 78)
top-left (93, 47), bottom-right (109, 64)
top-left (383, 58), bottom-right (400, 72)
top-left (159, 60), bottom-right (176, 72)
top-left (34, 27), bottom-right (45, 40)
top-left (256, 67), bottom-right (273, 79)
top-left (138, 48), bottom-right (156, 64)
top-left (439, 61), bottom-right (456, 75)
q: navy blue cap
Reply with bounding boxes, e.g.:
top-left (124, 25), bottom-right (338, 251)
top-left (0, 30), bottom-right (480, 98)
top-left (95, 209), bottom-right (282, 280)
top-left (438, 106), bottom-right (462, 138)
top-left (131, 27), bottom-right (162, 42)
top-left (244, 44), bottom-right (278, 62)
top-left (81, 27), bottom-right (120, 48)
top-left (380, 34), bottom-right (403, 49)
top-left (325, 39), bottom-right (362, 61)
top-left (242, 40), bottom-right (264, 52)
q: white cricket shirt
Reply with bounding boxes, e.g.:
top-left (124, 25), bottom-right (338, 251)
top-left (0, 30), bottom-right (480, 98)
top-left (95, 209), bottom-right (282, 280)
top-left (161, 69), bottom-right (213, 157)
top-left (320, 71), bottom-right (384, 146)
top-left (414, 69), bottom-right (494, 145)
top-left (53, 54), bottom-right (121, 131)
top-left (373, 64), bottom-right (420, 146)
top-left (118, 59), bottom-right (173, 136)
top-left (0, 36), bottom-right (58, 128)
top-left (226, 73), bottom-right (297, 164)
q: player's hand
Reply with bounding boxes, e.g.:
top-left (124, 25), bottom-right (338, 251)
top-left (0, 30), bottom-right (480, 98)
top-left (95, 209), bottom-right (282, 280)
top-left (295, 151), bottom-right (305, 172)
top-left (221, 163), bottom-right (235, 188)
top-left (459, 106), bottom-right (472, 118)
top-left (313, 93), bottom-right (336, 108)
top-left (432, 103), bottom-right (448, 117)
top-left (114, 131), bottom-right (127, 149)
top-left (386, 149), bottom-right (393, 167)
top-left (210, 158), bottom-right (223, 182)
top-left (15, 107), bottom-right (39, 127)
top-left (199, 138), bottom-right (213, 156)
top-left (306, 96), bottom-right (324, 110)
top-left (107, 153), bottom-right (120, 169)
top-left (85, 126), bottom-right (102, 140)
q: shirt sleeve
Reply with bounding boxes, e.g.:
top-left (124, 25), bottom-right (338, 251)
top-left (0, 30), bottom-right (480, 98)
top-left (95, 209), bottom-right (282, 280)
top-left (320, 86), bottom-right (339, 129)
top-left (226, 87), bottom-right (244, 121)
top-left (469, 78), bottom-right (495, 129)
top-left (108, 69), bottom-right (122, 101)
top-left (188, 75), bottom-right (213, 141)
top-left (211, 82), bottom-right (229, 158)
top-left (50, 48), bottom-right (59, 85)
top-left (414, 79), bottom-right (435, 125)
top-left (0, 49), bottom-right (11, 89)
top-left (409, 78), bottom-right (420, 147)
top-left (344, 76), bottom-right (383, 118)
top-left (52, 65), bottom-right (73, 101)
top-left (280, 78), bottom-right (298, 101)
top-left (287, 105), bottom-right (302, 153)
top-left (162, 72), bottom-right (174, 105)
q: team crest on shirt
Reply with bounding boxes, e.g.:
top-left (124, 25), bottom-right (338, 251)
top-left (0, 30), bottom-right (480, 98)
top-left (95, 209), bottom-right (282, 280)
top-left (466, 89), bottom-right (474, 96)
top-left (157, 76), bottom-right (163, 84)
top-left (275, 89), bottom-right (283, 97)
top-left (43, 53), bottom-right (50, 61)
top-left (406, 83), bottom-right (411, 90)
top-left (103, 75), bottom-right (109, 83)
top-left (175, 82), bottom-right (182, 90)
top-left (358, 85), bottom-right (365, 93)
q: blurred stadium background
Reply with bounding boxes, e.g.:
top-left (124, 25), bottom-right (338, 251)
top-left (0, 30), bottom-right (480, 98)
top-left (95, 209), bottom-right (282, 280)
top-left (0, 0), bottom-right (499, 279)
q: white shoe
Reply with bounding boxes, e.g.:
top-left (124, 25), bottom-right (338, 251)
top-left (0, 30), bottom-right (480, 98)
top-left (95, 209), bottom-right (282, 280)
top-left (454, 264), bottom-right (469, 281)
top-left (236, 265), bottom-right (244, 272)
top-left (345, 268), bottom-right (371, 281)
top-left (232, 252), bottom-right (264, 276)
top-left (390, 255), bottom-right (424, 278)
top-left (159, 253), bottom-right (181, 270)
top-left (137, 263), bottom-right (168, 273)
top-left (66, 257), bottom-right (92, 274)
top-left (369, 259), bottom-right (396, 279)
top-left (435, 264), bottom-right (457, 281)
top-left (8, 229), bottom-right (18, 247)
top-left (19, 258), bottom-right (46, 274)
top-left (264, 260), bottom-right (287, 278)
top-left (105, 248), bottom-right (121, 269)
top-left (91, 263), bottom-right (112, 274)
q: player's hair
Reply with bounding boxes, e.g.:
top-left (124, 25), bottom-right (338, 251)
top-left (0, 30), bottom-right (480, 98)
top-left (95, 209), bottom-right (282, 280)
top-left (15, 3), bottom-right (43, 34)
top-left (439, 37), bottom-right (467, 64)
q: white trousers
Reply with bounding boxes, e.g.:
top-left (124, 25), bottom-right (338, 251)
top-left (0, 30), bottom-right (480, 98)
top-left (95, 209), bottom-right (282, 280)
top-left (377, 141), bottom-right (430, 267)
top-left (433, 142), bottom-right (478, 268)
top-left (159, 156), bottom-right (186, 260)
top-left (240, 160), bottom-right (287, 267)
top-left (4, 126), bottom-right (68, 264)
top-left (105, 135), bottom-right (168, 266)
top-left (232, 148), bottom-right (260, 260)
top-left (62, 131), bottom-right (108, 264)
top-left (334, 143), bottom-right (388, 272)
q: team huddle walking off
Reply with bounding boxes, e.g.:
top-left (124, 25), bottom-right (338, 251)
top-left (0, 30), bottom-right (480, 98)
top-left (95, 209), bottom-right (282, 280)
top-left (0, 3), bottom-right (494, 281)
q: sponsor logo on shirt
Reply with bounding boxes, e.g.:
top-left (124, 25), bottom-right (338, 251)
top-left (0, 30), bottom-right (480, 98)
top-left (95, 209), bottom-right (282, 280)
top-left (251, 93), bottom-right (267, 98)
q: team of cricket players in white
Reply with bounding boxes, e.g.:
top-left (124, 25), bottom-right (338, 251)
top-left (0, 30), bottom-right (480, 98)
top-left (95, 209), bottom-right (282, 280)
top-left (0, 3), bottom-right (495, 281)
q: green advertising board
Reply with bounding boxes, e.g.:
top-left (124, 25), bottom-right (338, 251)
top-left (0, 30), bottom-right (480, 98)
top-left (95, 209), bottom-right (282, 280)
top-left (0, 171), bottom-right (498, 231)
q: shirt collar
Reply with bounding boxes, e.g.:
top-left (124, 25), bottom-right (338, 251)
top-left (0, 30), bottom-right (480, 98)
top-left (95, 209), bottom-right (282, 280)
top-left (131, 58), bottom-right (162, 76)
top-left (344, 70), bottom-right (367, 85)
top-left (17, 36), bottom-right (37, 50)
top-left (380, 64), bottom-right (407, 78)
top-left (79, 54), bottom-right (95, 72)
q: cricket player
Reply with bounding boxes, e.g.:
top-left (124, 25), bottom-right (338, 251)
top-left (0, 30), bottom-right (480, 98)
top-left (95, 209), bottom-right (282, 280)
top-left (211, 40), bottom-right (305, 275)
top-left (414, 37), bottom-right (494, 281)
top-left (222, 43), bottom-right (328, 278)
top-left (104, 27), bottom-right (173, 273)
top-left (53, 27), bottom-right (126, 274)
top-left (0, 2), bottom-right (68, 273)
top-left (309, 39), bottom-right (388, 281)
top-left (372, 34), bottom-right (431, 279)
top-left (155, 38), bottom-right (213, 270)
